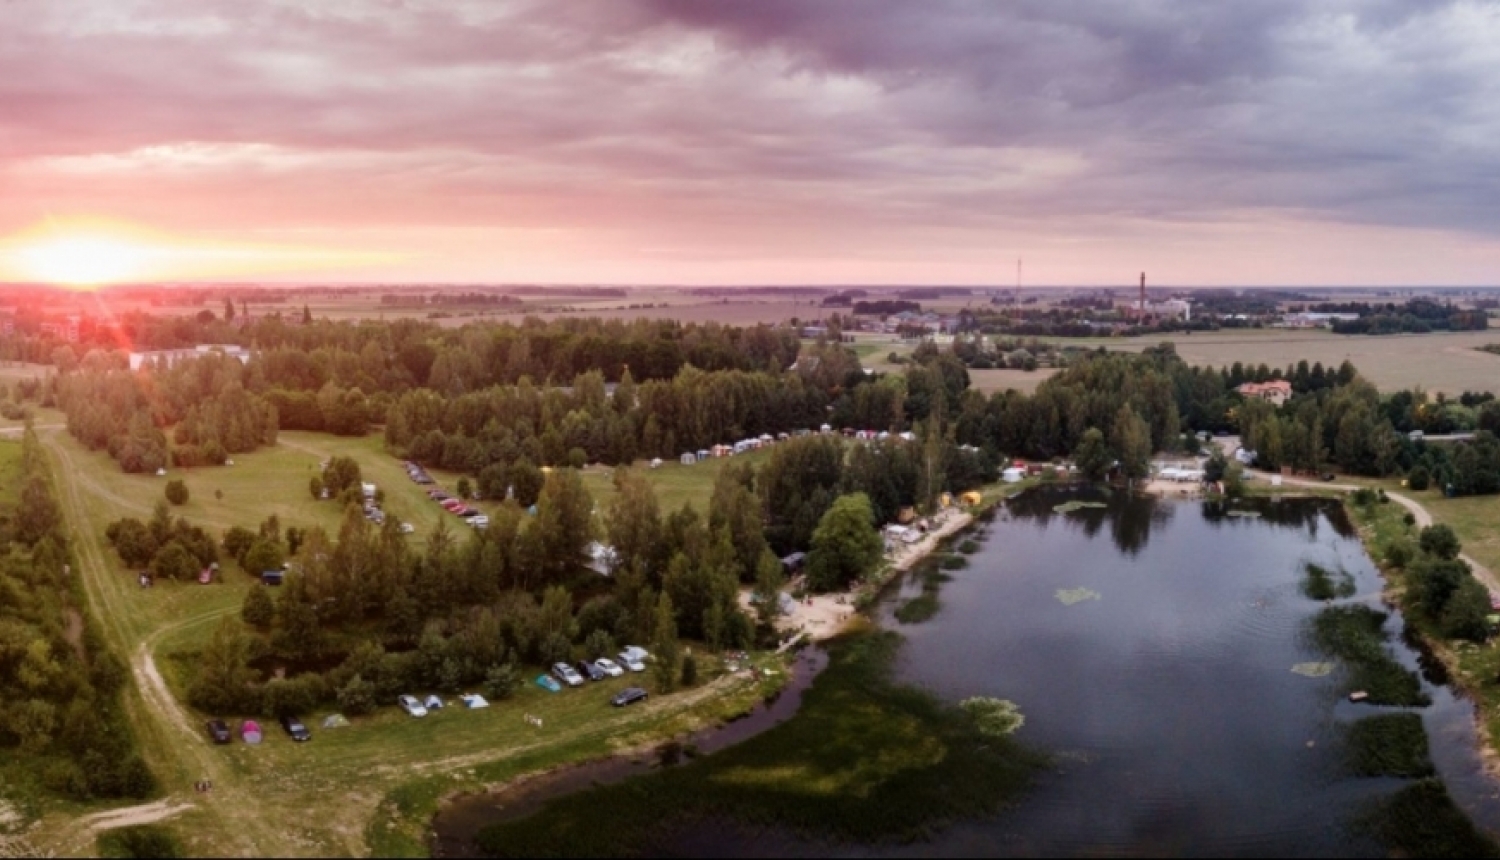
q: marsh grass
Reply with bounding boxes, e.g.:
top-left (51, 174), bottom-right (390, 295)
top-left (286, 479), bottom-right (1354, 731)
top-left (475, 631), bottom-right (1045, 857)
top-left (1361, 779), bottom-right (1500, 858)
top-left (1311, 606), bottom-right (1429, 707)
top-left (1302, 562), bottom-right (1357, 601)
top-left (1344, 714), bottom-right (1434, 778)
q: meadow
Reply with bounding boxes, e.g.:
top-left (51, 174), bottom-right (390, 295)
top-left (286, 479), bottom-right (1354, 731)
top-left (23, 427), bottom-right (795, 857)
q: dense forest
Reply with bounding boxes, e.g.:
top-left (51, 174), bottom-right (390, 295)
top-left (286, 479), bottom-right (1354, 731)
top-left (0, 427), bottom-right (155, 800)
top-left (1316, 299), bottom-right (1490, 335)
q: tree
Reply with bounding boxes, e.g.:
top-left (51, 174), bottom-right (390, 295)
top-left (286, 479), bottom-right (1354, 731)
top-left (456, 477), bottom-right (472, 500)
top-left (223, 526), bottom-right (257, 565)
top-left (485, 661), bottom-right (520, 701)
top-left (530, 470), bottom-right (594, 585)
top-left (1441, 576), bottom-right (1491, 643)
top-left (242, 585), bottom-right (275, 628)
top-left (188, 617), bottom-right (258, 714)
top-left (151, 541), bottom-right (199, 581)
top-left (164, 479), bottom-right (189, 506)
top-left (510, 459), bottom-right (544, 508)
top-left (805, 493), bottom-right (884, 592)
top-left (224, 297), bottom-right (236, 323)
top-left (651, 592), bottom-right (681, 694)
top-left (243, 538), bottom-right (285, 575)
top-left (1073, 427), bottom-right (1111, 481)
top-left (1419, 524), bottom-right (1462, 561)
top-left (1407, 465), bottom-right (1431, 492)
top-left (607, 467), bottom-right (663, 579)
top-left (1110, 404), bottom-right (1152, 483)
top-left (752, 550), bottom-right (786, 629)
top-left (681, 652), bottom-right (698, 687)
top-left (302, 303), bottom-right (313, 325)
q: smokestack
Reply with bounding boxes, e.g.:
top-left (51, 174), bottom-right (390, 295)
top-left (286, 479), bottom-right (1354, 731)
top-left (1139, 272), bottom-right (1146, 319)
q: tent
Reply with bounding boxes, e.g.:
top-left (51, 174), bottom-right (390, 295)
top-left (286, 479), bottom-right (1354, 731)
top-left (536, 675), bottom-right (561, 693)
top-left (460, 694), bottom-right (490, 709)
top-left (423, 695), bottom-right (444, 710)
top-left (322, 714), bottom-right (350, 729)
top-left (241, 720), bottom-right (262, 744)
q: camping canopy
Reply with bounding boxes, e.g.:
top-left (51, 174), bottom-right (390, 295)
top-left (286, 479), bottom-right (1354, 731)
top-left (322, 714), bottom-right (350, 729)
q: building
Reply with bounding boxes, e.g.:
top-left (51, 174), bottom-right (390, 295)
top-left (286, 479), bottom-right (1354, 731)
top-left (1281, 312), bottom-right (1360, 329)
top-left (1236, 380), bottom-right (1293, 407)
top-left (129, 343), bottom-right (253, 372)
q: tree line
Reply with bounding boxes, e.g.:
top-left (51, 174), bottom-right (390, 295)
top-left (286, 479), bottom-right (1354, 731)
top-left (0, 426), bottom-right (155, 800)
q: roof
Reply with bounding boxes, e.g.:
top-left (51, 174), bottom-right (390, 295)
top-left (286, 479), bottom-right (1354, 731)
top-left (1237, 380), bottom-right (1292, 396)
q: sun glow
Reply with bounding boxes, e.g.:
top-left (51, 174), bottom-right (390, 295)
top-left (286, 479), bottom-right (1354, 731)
top-left (0, 220), bottom-right (400, 287)
top-left (15, 235), bottom-right (152, 286)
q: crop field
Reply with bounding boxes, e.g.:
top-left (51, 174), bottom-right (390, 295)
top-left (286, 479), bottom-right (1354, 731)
top-left (1050, 329), bottom-right (1500, 396)
top-left (24, 427), bottom-right (794, 857)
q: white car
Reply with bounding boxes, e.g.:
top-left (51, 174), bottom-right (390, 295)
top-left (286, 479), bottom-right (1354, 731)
top-left (617, 652), bottom-right (646, 673)
top-left (593, 658), bottom-right (625, 678)
top-left (399, 522), bottom-right (415, 534)
top-left (552, 662), bottom-right (585, 687)
top-left (397, 695), bottom-right (428, 718)
top-left (621, 646), bottom-right (651, 664)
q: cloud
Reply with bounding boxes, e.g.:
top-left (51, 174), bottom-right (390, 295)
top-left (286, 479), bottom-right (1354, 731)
top-left (1, 0), bottom-right (1499, 283)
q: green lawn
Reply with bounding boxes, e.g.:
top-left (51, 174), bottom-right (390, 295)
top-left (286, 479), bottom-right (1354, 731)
top-left (577, 448), bottom-right (776, 516)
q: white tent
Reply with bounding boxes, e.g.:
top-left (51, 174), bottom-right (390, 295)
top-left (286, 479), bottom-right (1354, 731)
top-left (461, 693), bottom-right (490, 709)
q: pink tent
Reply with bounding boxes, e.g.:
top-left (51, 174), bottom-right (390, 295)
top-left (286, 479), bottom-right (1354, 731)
top-left (241, 720), bottom-right (262, 745)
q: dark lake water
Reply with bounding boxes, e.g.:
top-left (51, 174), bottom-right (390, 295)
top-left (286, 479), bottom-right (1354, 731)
top-left (436, 488), bottom-right (1500, 857)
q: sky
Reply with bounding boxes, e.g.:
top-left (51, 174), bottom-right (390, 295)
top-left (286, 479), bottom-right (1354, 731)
top-left (2, 0), bottom-right (1499, 287)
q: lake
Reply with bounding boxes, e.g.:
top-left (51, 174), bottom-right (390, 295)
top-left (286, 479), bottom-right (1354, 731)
top-left (438, 487), bottom-right (1500, 857)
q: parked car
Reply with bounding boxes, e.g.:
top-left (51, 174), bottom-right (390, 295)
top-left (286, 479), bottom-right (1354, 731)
top-left (280, 715), bottom-right (312, 742)
top-left (1320, 472), bottom-right (1336, 482)
top-left (399, 522), bottom-right (416, 534)
top-left (617, 652), bottom-right (646, 673)
top-left (576, 660), bottom-right (605, 682)
top-left (593, 658), bottom-right (625, 678)
top-left (206, 719), bottom-right (232, 744)
top-left (458, 508), bottom-right (483, 519)
top-left (621, 646), bottom-right (651, 664)
top-left (611, 687), bottom-right (648, 708)
top-left (552, 662), bottom-right (584, 687)
top-left (398, 695), bottom-right (428, 718)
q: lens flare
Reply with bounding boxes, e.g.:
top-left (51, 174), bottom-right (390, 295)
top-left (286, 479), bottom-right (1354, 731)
top-left (15, 235), bottom-right (151, 287)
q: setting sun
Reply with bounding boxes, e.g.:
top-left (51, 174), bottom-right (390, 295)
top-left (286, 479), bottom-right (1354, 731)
top-left (15, 235), bottom-right (151, 286)
top-left (0, 220), bottom-right (399, 286)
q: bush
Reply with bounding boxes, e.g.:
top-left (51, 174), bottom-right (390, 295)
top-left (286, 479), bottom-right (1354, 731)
top-left (681, 653), bottom-right (698, 687)
top-left (485, 662), bottom-right (520, 701)
top-left (1385, 540), bottom-right (1414, 569)
top-left (957, 539), bottom-right (980, 555)
top-left (1408, 466), bottom-right (1431, 491)
top-left (164, 482), bottom-right (189, 508)
top-left (336, 674), bottom-right (377, 716)
top-left (1419, 524), bottom-right (1462, 560)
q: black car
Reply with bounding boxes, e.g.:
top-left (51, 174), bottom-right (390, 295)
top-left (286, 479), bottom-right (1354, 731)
top-left (576, 660), bottom-right (605, 682)
top-left (611, 687), bottom-right (648, 708)
top-left (280, 715), bottom-right (312, 742)
top-left (206, 719), bottom-right (231, 744)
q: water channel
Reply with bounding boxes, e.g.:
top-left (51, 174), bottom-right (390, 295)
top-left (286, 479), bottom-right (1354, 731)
top-left (436, 487), bottom-right (1500, 856)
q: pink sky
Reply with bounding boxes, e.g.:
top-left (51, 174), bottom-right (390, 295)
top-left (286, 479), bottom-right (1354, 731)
top-left (3, 1), bottom-right (1500, 286)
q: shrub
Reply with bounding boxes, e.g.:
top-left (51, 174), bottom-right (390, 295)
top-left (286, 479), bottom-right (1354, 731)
top-left (940, 555), bottom-right (968, 570)
top-left (681, 653), bottom-right (698, 687)
top-left (241, 586), bottom-right (275, 628)
top-left (336, 674), bottom-right (377, 716)
top-left (485, 662), bottom-right (520, 701)
top-left (1407, 466), bottom-right (1431, 491)
top-left (1384, 540), bottom-right (1414, 569)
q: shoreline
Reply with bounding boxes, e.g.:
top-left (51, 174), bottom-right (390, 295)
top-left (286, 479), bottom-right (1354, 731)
top-left (764, 504), bottom-right (978, 643)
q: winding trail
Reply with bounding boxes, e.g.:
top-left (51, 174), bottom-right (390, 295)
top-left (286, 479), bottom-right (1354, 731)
top-left (1278, 475), bottom-right (1500, 592)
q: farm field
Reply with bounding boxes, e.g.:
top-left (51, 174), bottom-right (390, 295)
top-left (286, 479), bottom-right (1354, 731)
top-left (22, 427), bottom-right (792, 857)
top-left (1046, 328), bottom-right (1500, 396)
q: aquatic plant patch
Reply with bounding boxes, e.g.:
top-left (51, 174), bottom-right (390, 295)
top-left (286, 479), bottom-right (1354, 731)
top-left (1290, 662), bottom-right (1335, 677)
top-left (1302, 562), bottom-right (1357, 601)
top-left (1053, 501), bottom-right (1107, 514)
top-left (1311, 605), bottom-right (1429, 707)
top-left (1344, 713), bottom-right (1434, 778)
top-left (475, 631), bottom-right (1045, 856)
top-left (1360, 779), bottom-right (1500, 858)
top-left (1056, 588), bottom-right (1101, 606)
top-left (961, 698), bottom-right (1025, 737)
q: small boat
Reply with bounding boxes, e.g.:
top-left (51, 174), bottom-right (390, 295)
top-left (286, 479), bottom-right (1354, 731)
top-left (1348, 691), bottom-right (1369, 703)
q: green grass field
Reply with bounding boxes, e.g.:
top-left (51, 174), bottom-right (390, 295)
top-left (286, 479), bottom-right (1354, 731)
top-left (24, 427), bottom-right (797, 857)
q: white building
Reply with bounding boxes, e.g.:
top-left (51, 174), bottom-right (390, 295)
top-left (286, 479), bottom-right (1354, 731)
top-left (129, 343), bottom-right (253, 372)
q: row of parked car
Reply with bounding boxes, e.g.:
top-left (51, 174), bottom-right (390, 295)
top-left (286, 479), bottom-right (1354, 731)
top-left (426, 487), bottom-right (490, 529)
top-left (205, 714), bottom-right (310, 745)
top-left (542, 647), bottom-right (651, 706)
